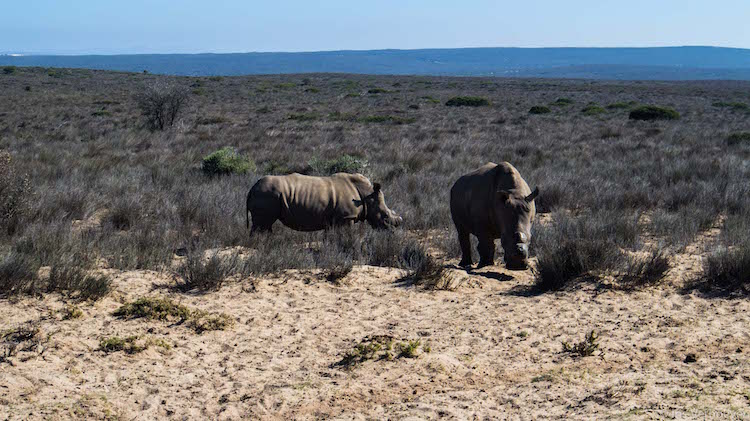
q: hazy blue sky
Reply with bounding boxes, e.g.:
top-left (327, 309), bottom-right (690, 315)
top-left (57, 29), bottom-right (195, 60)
top-left (2, 0), bottom-right (749, 54)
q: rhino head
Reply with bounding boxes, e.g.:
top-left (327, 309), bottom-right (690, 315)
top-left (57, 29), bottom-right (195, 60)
top-left (496, 187), bottom-right (539, 270)
top-left (363, 183), bottom-right (403, 229)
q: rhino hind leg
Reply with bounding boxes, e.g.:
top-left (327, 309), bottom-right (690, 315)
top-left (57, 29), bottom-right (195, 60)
top-left (476, 236), bottom-right (496, 268)
top-left (456, 228), bottom-right (473, 267)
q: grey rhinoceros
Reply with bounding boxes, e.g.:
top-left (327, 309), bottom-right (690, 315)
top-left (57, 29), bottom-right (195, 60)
top-left (450, 162), bottom-right (539, 270)
top-left (246, 173), bottom-right (402, 233)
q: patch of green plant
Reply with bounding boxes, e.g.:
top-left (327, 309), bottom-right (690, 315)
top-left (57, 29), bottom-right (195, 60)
top-left (727, 132), bottom-right (750, 145)
top-left (629, 105), bottom-right (680, 121)
top-left (91, 110), bottom-right (112, 117)
top-left (344, 92), bottom-right (360, 98)
top-left (99, 335), bottom-right (172, 354)
top-left (359, 115), bottom-right (415, 124)
top-left (62, 305), bottom-right (83, 320)
top-left (581, 105), bottom-right (607, 116)
top-left (551, 98), bottom-right (573, 106)
top-left (256, 106), bottom-right (271, 113)
top-left (187, 311), bottom-right (234, 333)
top-left (712, 101), bottom-right (749, 111)
top-left (529, 105), bottom-right (551, 114)
top-left (113, 297), bottom-right (234, 333)
top-left (309, 154), bottom-right (368, 175)
top-left (287, 113), bottom-right (318, 121)
top-left (114, 297), bottom-right (192, 321)
top-left (367, 88), bottom-right (390, 94)
top-left (305, 87), bottom-right (319, 93)
top-left (421, 96), bottom-right (441, 104)
top-left (2, 66), bottom-right (17, 75)
top-left (275, 83), bottom-right (296, 89)
top-left (201, 147), bottom-right (254, 176)
top-left (398, 340), bottom-right (421, 358)
top-left (562, 330), bottom-right (600, 357)
top-left (445, 96), bottom-right (490, 107)
top-left (208, 76), bottom-right (224, 82)
top-left (328, 111), bottom-right (358, 122)
top-left (607, 101), bottom-right (638, 110)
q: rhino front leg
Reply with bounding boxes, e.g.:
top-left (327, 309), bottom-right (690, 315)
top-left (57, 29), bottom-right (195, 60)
top-left (456, 228), bottom-right (473, 267)
top-left (476, 235), bottom-right (496, 268)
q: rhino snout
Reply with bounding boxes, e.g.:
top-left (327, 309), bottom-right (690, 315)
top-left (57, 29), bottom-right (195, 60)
top-left (391, 215), bottom-right (403, 227)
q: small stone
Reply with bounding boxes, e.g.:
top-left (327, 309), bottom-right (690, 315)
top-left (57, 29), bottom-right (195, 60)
top-left (684, 353), bottom-right (698, 363)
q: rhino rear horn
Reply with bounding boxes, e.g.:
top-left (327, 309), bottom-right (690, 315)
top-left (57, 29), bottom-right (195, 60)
top-left (525, 187), bottom-right (540, 203)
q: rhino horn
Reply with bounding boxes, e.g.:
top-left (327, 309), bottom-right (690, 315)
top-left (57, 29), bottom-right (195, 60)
top-left (373, 183), bottom-right (381, 193)
top-left (525, 187), bottom-right (539, 203)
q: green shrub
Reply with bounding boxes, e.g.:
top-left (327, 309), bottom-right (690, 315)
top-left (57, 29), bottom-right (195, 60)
top-left (445, 96), bottom-right (490, 107)
top-left (551, 98), bottom-right (573, 106)
top-left (2, 66), bottom-right (16, 75)
top-left (581, 105), bottom-right (606, 116)
top-left (287, 113), bottom-right (318, 121)
top-left (712, 101), bottom-right (749, 111)
top-left (359, 115), bottom-right (415, 124)
top-left (727, 132), bottom-right (750, 145)
top-left (91, 110), bottom-right (111, 117)
top-left (201, 147), bottom-right (254, 176)
top-left (398, 340), bottom-right (421, 358)
top-left (367, 88), bottom-right (390, 94)
top-left (607, 101), bottom-right (638, 110)
top-left (309, 155), bottom-right (368, 175)
top-left (629, 105), bottom-right (680, 121)
top-left (562, 330), bottom-right (600, 357)
top-left (114, 296), bottom-right (234, 333)
top-left (529, 105), bottom-right (551, 115)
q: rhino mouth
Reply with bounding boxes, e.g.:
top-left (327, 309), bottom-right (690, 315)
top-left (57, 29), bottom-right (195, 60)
top-left (505, 255), bottom-right (529, 271)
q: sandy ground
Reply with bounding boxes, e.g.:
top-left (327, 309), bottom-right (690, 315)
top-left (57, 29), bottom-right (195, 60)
top-left (2, 242), bottom-right (750, 419)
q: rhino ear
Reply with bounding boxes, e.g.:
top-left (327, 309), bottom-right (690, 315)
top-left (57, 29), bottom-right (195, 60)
top-left (525, 187), bottom-right (539, 203)
top-left (373, 183), bottom-right (381, 193)
top-left (496, 190), bottom-right (510, 203)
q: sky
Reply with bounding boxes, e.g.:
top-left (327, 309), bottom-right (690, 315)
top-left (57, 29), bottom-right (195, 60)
top-left (1, 0), bottom-right (749, 54)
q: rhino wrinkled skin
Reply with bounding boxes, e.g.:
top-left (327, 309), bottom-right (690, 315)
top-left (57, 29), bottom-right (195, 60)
top-left (450, 162), bottom-right (539, 270)
top-left (246, 173), bottom-right (402, 233)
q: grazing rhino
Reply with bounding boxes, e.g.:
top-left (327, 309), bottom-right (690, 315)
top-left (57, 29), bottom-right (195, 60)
top-left (246, 173), bottom-right (402, 233)
top-left (450, 162), bottom-right (539, 270)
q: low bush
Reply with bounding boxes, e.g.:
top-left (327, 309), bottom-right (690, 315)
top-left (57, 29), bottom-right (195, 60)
top-left (174, 251), bottom-right (239, 292)
top-left (445, 97), bottom-right (490, 107)
top-left (562, 330), bottom-right (600, 357)
top-left (581, 105), bottom-right (607, 116)
top-left (620, 249), bottom-right (671, 289)
top-left (359, 115), bottom-right (415, 124)
top-left (287, 113), bottom-right (318, 121)
top-left (702, 244), bottom-right (750, 294)
top-left (727, 132), bottom-right (750, 145)
top-left (0, 151), bottom-right (31, 235)
top-left (114, 296), bottom-right (234, 333)
top-left (0, 252), bottom-right (39, 297)
top-left (629, 105), bottom-right (680, 121)
top-left (2, 66), bottom-right (16, 75)
top-left (309, 154), bottom-right (368, 175)
top-left (201, 147), bottom-right (254, 176)
top-left (99, 336), bottom-right (171, 354)
top-left (47, 265), bottom-right (112, 301)
top-left (712, 101), bottom-right (749, 111)
top-left (135, 81), bottom-right (189, 130)
top-left (368, 88), bottom-right (390, 94)
top-left (399, 242), bottom-right (450, 289)
top-left (551, 98), bottom-right (573, 106)
top-left (529, 105), bottom-right (551, 115)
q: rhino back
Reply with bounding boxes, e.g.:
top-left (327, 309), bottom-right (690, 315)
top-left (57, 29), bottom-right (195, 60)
top-left (253, 173), bottom-right (362, 231)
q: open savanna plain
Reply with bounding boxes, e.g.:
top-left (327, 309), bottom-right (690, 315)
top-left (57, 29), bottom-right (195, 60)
top-left (1, 67), bottom-right (750, 419)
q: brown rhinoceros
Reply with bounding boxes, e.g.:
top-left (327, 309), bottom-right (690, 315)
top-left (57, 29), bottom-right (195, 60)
top-left (450, 162), bottom-right (539, 270)
top-left (246, 173), bottom-right (402, 233)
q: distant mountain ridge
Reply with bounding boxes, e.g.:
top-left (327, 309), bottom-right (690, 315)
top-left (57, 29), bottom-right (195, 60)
top-left (2, 46), bottom-right (750, 80)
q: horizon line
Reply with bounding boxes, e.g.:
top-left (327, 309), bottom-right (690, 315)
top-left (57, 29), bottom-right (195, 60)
top-left (3, 45), bottom-right (749, 57)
